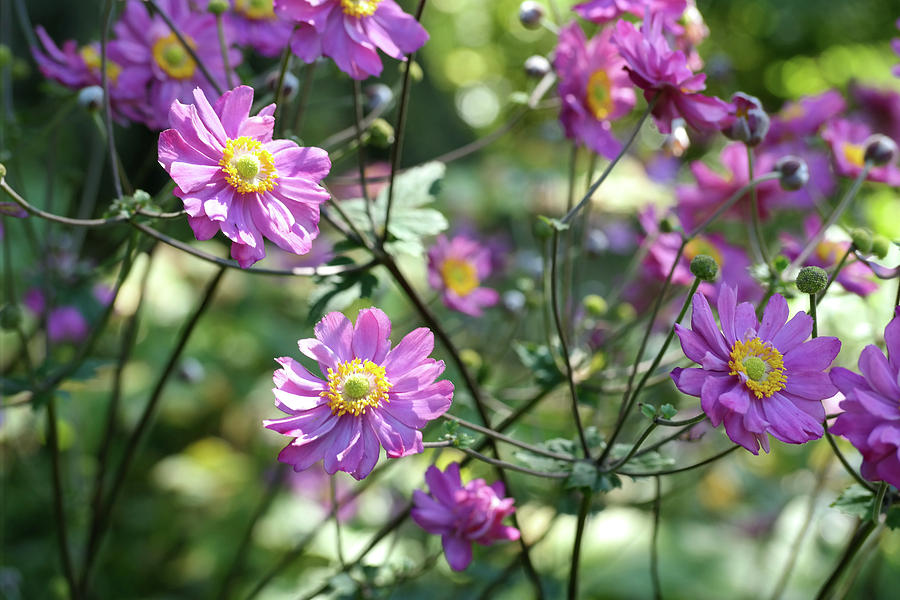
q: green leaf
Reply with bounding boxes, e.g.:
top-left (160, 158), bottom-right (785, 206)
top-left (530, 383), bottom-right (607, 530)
top-left (641, 403), bottom-right (657, 419)
top-left (885, 505), bottom-right (900, 530)
top-left (660, 403), bottom-right (678, 420)
top-left (537, 215), bottom-right (570, 232)
top-left (513, 342), bottom-right (562, 386)
top-left (565, 461), bottom-right (597, 490)
top-left (831, 484), bottom-right (875, 519)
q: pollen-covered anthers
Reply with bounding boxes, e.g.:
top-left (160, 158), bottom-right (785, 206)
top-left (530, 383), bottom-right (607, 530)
top-left (79, 46), bottom-right (121, 82)
top-left (440, 258), bottom-right (479, 296)
top-left (220, 137), bottom-right (278, 194)
top-left (322, 358), bottom-right (392, 416)
top-left (586, 70), bottom-right (614, 120)
top-left (842, 142), bottom-right (866, 168)
top-left (151, 32), bottom-right (197, 80)
top-left (235, 0), bottom-right (276, 20)
top-left (340, 0), bottom-right (382, 18)
top-left (728, 338), bottom-right (787, 399)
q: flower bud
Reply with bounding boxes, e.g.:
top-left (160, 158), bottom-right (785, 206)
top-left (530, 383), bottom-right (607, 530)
top-left (524, 55), bottom-right (551, 79)
top-left (364, 83), bottom-right (393, 112)
top-left (796, 266), bottom-right (827, 294)
top-left (722, 92), bottom-right (769, 146)
top-left (583, 294), bottom-right (608, 317)
top-left (690, 254), bottom-right (718, 281)
top-left (863, 134), bottom-right (898, 166)
top-left (871, 235), bottom-right (891, 259)
top-left (0, 304), bottom-right (22, 330)
top-left (772, 254), bottom-right (789, 272)
top-left (265, 70), bottom-right (299, 101)
top-left (518, 2), bottom-right (544, 29)
top-left (850, 228), bottom-right (873, 254)
top-left (502, 290), bottom-right (527, 313)
top-left (77, 85), bottom-right (104, 111)
top-left (0, 163), bottom-right (6, 178)
top-left (663, 118), bottom-right (690, 157)
top-left (367, 118), bottom-right (395, 148)
top-left (207, 0), bottom-right (229, 15)
top-left (774, 155), bottom-right (809, 191)
top-left (400, 60), bottom-right (423, 82)
top-left (532, 216), bottom-right (553, 240)
top-left (658, 216), bottom-right (679, 234)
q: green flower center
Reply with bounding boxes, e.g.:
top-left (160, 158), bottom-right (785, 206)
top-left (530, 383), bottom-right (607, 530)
top-left (235, 154), bottom-right (261, 181)
top-left (742, 356), bottom-right (766, 381)
top-left (343, 374), bottom-right (371, 399)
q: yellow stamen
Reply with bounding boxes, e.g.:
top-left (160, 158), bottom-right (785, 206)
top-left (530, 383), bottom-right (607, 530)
top-left (441, 258), bottom-right (479, 297)
top-left (815, 239), bottom-right (842, 264)
top-left (152, 32), bottom-right (197, 80)
top-left (234, 0), bottom-right (275, 20)
top-left (79, 46), bottom-right (121, 83)
top-left (340, 0), bottom-right (382, 18)
top-left (586, 69), bottom-right (614, 120)
top-left (219, 137), bottom-right (279, 194)
top-left (684, 237), bottom-right (724, 266)
top-left (321, 358), bottom-right (392, 416)
top-left (728, 337), bottom-right (787, 399)
top-left (780, 103), bottom-right (805, 121)
top-left (842, 143), bottom-right (866, 168)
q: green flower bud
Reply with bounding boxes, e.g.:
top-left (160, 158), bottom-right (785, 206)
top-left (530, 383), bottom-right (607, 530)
top-left (367, 118), bottom-right (395, 148)
top-left (583, 294), bottom-right (608, 317)
top-left (400, 60), bottom-right (423, 82)
top-left (0, 304), bottom-right (22, 330)
top-left (616, 303), bottom-right (636, 322)
top-left (207, 0), bottom-right (229, 15)
top-left (871, 235), bottom-right (891, 259)
top-left (850, 228), bottom-right (873, 254)
top-left (690, 254), bottom-right (719, 281)
top-left (796, 266), bottom-right (827, 294)
top-left (532, 216), bottom-right (553, 240)
top-left (0, 163), bottom-right (6, 178)
top-left (659, 216), bottom-right (679, 234)
top-left (772, 254), bottom-right (790, 272)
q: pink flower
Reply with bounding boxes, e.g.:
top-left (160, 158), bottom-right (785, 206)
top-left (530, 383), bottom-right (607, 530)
top-left (275, 0), bottom-right (428, 80)
top-left (611, 13), bottom-right (731, 133)
top-left (779, 215), bottom-right (877, 297)
top-left (830, 308), bottom-right (900, 488)
top-left (766, 90), bottom-right (845, 144)
top-left (158, 85), bottom-right (331, 268)
top-left (227, 0), bottom-right (294, 58)
top-left (263, 308), bottom-right (454, 480)
top-left (822, 118), bottom-right (900, 185)
top-left (427, 234), bottom-right (499, 317)
top-left (411, 463), bottom-right (520, 571)
top-left (113, 0), bottom-right (241, 129)
top-left (671, 287), bottom-right (841, 454)
top-left (47, 306), bottom-right (89, 344)
top-left (554, 23), bottom-right (636, 159)
top-left (893, 18), bottom-right (900, 77)
top-left (573, 0), bottom-right (686, 24)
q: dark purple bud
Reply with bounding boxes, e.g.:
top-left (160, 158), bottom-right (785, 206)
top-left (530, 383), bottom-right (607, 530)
top-left (863, 134), bottom-right (898, 166)
top-left (722, 92), bottom-right (769, 146)
top-left (524, 55), bottom-right (551, 79)
top-left (518, 2), bottom-right (544, 29)
top-left (774, 155), bottom-right (809, 190)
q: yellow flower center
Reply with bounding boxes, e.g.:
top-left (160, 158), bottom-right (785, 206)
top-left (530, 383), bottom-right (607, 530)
top-left (684, 237), bottom-right (724, 266)
top-left (842, 142), bottom-right (866, 168)
top-left (340, 0), bottom-right (382, 18)
top-left (234, 0), bottom-right (275, 20)
top-left (152, 32), bottom-right (197, 80)
top-left (586, 69), bottom-right (614, 120)
top-left (219, 137), bottom-right (279, 194)
top-left (441, 258), bottom-right (479, 296)
top-left (321, 358), bottom-right (392, 416)
top-left (79, 46), bottom-right (121, 83)
top-left (728, 337), bottom-right (787, 399)
top-left (815, 239), bottom-right (842, 264)
top-left (781, 103), bottom-right (806, 121)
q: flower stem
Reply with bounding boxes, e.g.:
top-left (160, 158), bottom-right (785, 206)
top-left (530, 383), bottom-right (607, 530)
top-left (272, 42), bottom-right (293, 137)
top-left (687, 173), bottom-right (781, 239)
top-left (814, 519), bottom-right (877, 600)
top-left (291, 61), bottom-right (317, 135)
top-left (746, 145), bottom-right (771, 268)
top-left (101, 0), bottom-right (124, 200)
top-left (47, 396), bottom-right (79, 600)
top-left (148, 0), bottom-right (224, 96)
top-left (823, 424), bottom-right (875, 492)
top-left (568, 490), bottom-right (593, 600)
top-left (872, 482), bottom-right (888, 523)
top-left (215, 13), bottom-right (234, 89)
top-left (810, 293), bottom-right (818, 338)
top-left (441, 413), bottom-right (578, 462)
top-left (651, 476), bottom-right (663, 600)
top-left (618, 444), bottom-right (740, 477)
top-left (351, 79), bottom-right (377, 235)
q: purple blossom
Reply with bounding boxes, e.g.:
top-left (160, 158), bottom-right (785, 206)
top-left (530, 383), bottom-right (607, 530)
top-left (227, 0), bottom-right (294, 58)
top-left (113, 0), bottom-right (240, 129)
top-left (611, 13), bottom-right (731, 133)
top-left (263, 308), bottom-right (454, 480)
top-left (275, 0), bottom-right (428, 80)
top-left (893, 18), bottom-right (900, 77)
top-left (427, 234), bottom-right (500, 317)
top-left (411, 463), bottom-right (520, 571)
top-left (573, 0), bottom-right (687, 25)
top-left (779, 215), bottom-right (877, 297)
top-left (850, 84), bottom-right (900, 149)
top-left (671, 287), bottom-right (841, 454)
top-left (554, 23), bottom-right (636, 159)
top-left (822, 118), bottom-right (900, 185)
top-left (158, 85), bottom-right (331, 268)
top-left (765, 90), bottom-right (846, 144)
top-left (47, 306), bottom-right (89, 344)
top-left (830, 308), bottom-right (900, 488)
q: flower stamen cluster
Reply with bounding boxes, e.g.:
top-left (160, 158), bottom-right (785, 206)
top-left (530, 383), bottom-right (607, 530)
top-left (151, 32), bottom-right (197, 80)
top-left (440, 258), bottom-right (479, 297)
top-left (235, 0), bottom-right (276, 20)
top-left (219, 137), bottom-right (279, 194)
top-left (321, 358), bottom-right (392, 416)
top-left (728, 338), bottom-right (786, 398)
top-left (340, 0), bottom-right (382, 18)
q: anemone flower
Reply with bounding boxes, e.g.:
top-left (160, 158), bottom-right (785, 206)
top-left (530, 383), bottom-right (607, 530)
top-left (427, 234), bottom-right (499, 317)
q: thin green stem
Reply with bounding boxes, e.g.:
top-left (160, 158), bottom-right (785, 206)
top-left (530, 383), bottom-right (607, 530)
top-left (272, 43), bottom-right (293, 137)
top-left (291, 61), bottom-right (317, 135)
top-left (441, 413), bottom-right (577, 462)
top-left (351, 79), bottom-right (377, 235)
top-left (562, 95), bottom-right (658, 224)
top-left (872, 482), bottom-right (888, 523)
top-left (747, 146), bottom-right (770, 267)
top-left (216, 13), bottom-right (234, 89)
top-left (568, 490), bottom-right (593, 600)
top-left (651, 476), bottom-right (662, 600)
top-left (810, 293), bottom-right (818, 338)
top-left (47, 396), bottom-right (78, 600)
top-left (687, 173), bottom-right (781, 239)
top-left (458, 446), bottom-right (569, 479)
top-left (619, 445), bottom-right (740, 477)
top-left (608, 423), bottom-right (658, 470)
top-left (814, 519), bottom-right (877, 600)
top-left (823, 425), bottom-right (875, 492)
top-left (654, 413), bottom-right (707, 427)
top-left (100, 0), bottom-right (123, 200)
top-left (332, 477), bottom-right (346, 568)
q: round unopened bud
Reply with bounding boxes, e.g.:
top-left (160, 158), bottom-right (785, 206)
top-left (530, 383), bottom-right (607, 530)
top-left (796, 266), bottom-right (828, 294)
top-left (524, 55), bottom-right (551, 79)
top-left (367, 118), bottom-right (395, 148)
top-left (583, 294), bottom-right (608, 317)
top-left (774, 155), bottom-right (809, 191)
top-left (265, 70), bottom-right (299, 101)
top-left (532, 216), bottom-right (553, 240)
top-left (519, 1), bottom-right (544, 29)
top-left (0, 163), bottom-right (6, 178)
top-left (0, 304), bottom-right (22, 330)
top-left (690, 254), bottom-right (719, 281)
top-left (207, 0), bottom-right (228, 15)
top-left (863, 134), bottom-right (898, 166)
top-left (772, 254), bottom-right (790, 272)
top-left (658, 216), bottom-right (679, 234)
top-left (364, 83), bottom-right (393, 112)
top-left (0, 45), bottom-right (12, 68)
top-left (400, 60), bottom-right (423, 82)
top-left (77, 85), bottom-right (104, 111)
top-left (871, 235), bottom-right (891, 259)
top-left (502, 290), bottom-right (526, 313)
top-left (723, 92), bottom-right (770, 147)
top-left (850, 228), bottom-right (873, 254)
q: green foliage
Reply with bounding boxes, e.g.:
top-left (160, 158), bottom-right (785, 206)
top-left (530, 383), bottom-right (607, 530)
top-left (513, 342), bottom-right (562, 387)
top-left (830, 484), bottom-right (875, 519)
